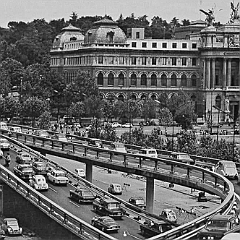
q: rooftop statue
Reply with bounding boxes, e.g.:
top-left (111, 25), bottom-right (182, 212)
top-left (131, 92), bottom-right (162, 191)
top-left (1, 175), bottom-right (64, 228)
top-left (230, 2), bottom-right (240, 22)
top-left (200, 8), bottom-right (215, 26)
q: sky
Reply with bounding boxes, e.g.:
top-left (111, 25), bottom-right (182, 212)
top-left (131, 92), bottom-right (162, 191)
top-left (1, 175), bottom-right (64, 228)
top-left (0, 0), bottom-right (236, 28)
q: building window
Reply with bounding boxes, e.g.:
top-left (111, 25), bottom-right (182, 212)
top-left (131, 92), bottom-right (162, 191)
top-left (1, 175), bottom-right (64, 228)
top-left (118, 73), bottom-right (124, 86)
top-left (142, 42), bottom-right (147, 48)
top-left (131, 57), bottom-right (137, 65)
top-left (172, 57), bottom-right (177, 66)
top-left (108, 73), bottom-right (114, 86)
top-left (152, 42), bottom-right (157, 48)
top-left (192, 43), bottom-right (197, 49)
top-left (142, 57), bottom-right (147, 65)
top-left (171, 74), bottom-right (177, 86)
top-left (162, 42), bottom-right (167, 48)
top-left (172, 43), bottom-right (177, 48)
top-left (182, 58), bottom-right (187, 66)
top-left (191, 74), bottom-right (197, 87)
top-left (181, 74), bottom-right (187, 86)
top-left (141, 74), bottom-right (147, 86)
top-left (109, 56), bottom-right (114, 64)
top-left (215, 96), bottom-right (221, 109)
top-left (130, 73), bottom-right (137, 86)
top-left (182, 43), bottom-right (187, 48)
top-left (132, 42), bottom-right (137, 47)
top-left (162, 57), bottom-right (167, 65)
top-left (119, 57), bottom-right (124, 64)
top-left (98, 56), bottom-right (103, 64)
top-left (136, 32), bottom-right (140, 39)
top-left (161, 74), bottom-right (167, 86)
top-left (97, 73), bottom-right (103, 86)
top-left (192, 58), bottom-right (197, 66)
top-left (151, 74), bottom-right (157, 86)
top-left (152, 57), bottom-right (157, 65)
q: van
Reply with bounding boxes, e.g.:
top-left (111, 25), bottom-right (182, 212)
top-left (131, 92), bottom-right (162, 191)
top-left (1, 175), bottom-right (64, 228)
top-left (0, 122), bottom-right (8, 131)
top-left (215, 160), bottom-right (238, 180)
top-left (170, 152), bottom-right (194, 164)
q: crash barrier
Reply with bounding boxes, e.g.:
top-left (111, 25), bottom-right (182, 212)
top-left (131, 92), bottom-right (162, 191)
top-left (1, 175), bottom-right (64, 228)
top-left (0, 132), bottom-right (237, 240)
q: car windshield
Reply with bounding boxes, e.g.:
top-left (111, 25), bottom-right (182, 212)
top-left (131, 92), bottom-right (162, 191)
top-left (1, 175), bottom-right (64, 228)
top-left (56, 172), bottom-right (65, 177)
top-left (149, 151), bottom-right (156, 154)
top-left (82, 190), bottom-right (93, 196)
top-left (22, 154), bottom-right (30, 158)
top-left (103, 218), bottom-right (115, 224)
top-left (7, 220), bottom-right (18, 226)
top-left (206, 220), bottom-right (229, 230)
top-left (108, 203), bottom-right (119, 210)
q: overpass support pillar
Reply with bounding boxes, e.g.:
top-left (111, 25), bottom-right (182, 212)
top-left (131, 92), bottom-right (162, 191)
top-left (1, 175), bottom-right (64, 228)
top-left (86, 162), bottom-right (93, 183)
top-left (146, 177), bottom-right (154, 213)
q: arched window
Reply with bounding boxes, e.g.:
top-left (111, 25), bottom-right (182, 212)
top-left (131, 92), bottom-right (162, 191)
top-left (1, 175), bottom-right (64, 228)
top-left (118, 73), bottom-right (124, 86)
top-left (118, 94), bottom-right (124, 101)
top-left (151, 94), bottom-right (156, 100)
top-left (181, 74), bottom-right (187, 87)
top-left (161, 74), bottom-right (167, 87)
top-left (171, 73), bottom-right (177, 86)
top-left (141, 74), bottom-right (147, 86)
top-left (141, 94), bottom-right (146, 100)
top-left (130, 73), bottom-right (137, 86)
top-left (215, 96), bottom-right (221, 109)
top-left (130, 94), bottom-right (137, 100)
top-left (108, 73), bottom-right (114, 86)
top-left (97, 72), bottom-right (103, 86)
top-left (151, 74), bottom-right (157, 86)
top-left (191, 74), bottom-right (197, 87)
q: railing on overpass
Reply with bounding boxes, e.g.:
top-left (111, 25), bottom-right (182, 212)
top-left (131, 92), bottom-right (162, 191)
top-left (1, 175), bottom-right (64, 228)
top-left (0, 130), bottom-right (238, 239)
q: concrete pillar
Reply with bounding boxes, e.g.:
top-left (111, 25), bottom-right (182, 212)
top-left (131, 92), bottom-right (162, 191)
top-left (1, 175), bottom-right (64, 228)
top-left (146, 177), bottom-right (154, 213)
top-left (206, 58), bottom-right (211, 89)
top-left (223, 58), bottom-right (227, 88)
top-left (212, 59), bottom-right (216, 89)
top-left (86, 162), bottom-right (93, 182)
top-left (227, 59), bottom-right (232, 87)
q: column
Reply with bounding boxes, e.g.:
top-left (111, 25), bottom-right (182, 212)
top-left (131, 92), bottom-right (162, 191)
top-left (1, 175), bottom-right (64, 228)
top-left (146, 177), bottom-right (154, 213)
top-left (211, 59), bottom-right (216, 89)
top-left (227, 58), bottom-right (232, 87)
top-left (202, 59), bottom-right (206, 89)
top-left (86, 162), bottom-right (93, 183)
top-left (223, 58), bottom-right (227, 88)
top-left (206, 58), bottom-right (211, 89)
top-left (238, 59), bottom-right (240, 86)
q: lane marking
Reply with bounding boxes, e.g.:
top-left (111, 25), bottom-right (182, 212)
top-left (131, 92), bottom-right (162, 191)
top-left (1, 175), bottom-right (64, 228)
top-left (49, 186), bottom-right (57, 192)
top-left (69, 200), bottom-right (80, 208)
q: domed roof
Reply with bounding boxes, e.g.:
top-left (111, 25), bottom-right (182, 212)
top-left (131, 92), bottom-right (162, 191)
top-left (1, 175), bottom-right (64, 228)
top-left (84, 17), bottom-right (127, 44)
top-left (52, 24), bottom-right (84, 49)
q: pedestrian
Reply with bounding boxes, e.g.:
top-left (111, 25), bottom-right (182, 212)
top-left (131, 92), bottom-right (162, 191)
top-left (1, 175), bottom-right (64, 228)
top-left (5, 153), bottom-right (11, 167)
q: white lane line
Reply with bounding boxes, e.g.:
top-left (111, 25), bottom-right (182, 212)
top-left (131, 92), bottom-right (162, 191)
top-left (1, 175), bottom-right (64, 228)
top-left (49, 186), bottom-right (57, 192)
top-left (69, 200), bottom-right (80, 207)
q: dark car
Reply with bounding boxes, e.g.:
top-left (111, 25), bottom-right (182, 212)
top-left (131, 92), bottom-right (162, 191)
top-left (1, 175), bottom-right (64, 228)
top-left (32, 161), bottom-right (48, 176)
top-left (91, 216), bottom-right (120, 233)
top-left (69, 188), bottom-right (96, 203)
top-left (13, 164), bottom-right (34, 181)
top-left (128, 197), bottom-right (146, 211)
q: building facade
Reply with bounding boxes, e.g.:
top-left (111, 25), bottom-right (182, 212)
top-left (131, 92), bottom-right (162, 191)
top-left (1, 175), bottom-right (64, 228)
top-left (50, 9), bottom-right (240, 123)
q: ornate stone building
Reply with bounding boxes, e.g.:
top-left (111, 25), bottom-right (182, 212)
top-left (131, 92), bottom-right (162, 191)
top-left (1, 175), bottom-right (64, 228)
top-left (50, 5), bottom-right (240, 123)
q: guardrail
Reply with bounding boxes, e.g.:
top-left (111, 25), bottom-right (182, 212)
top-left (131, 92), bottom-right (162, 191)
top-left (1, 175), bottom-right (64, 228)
top-left (0, 131), bottom-right (237, 239)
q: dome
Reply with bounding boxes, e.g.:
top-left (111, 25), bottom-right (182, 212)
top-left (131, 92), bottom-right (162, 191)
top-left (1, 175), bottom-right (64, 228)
top-left (52, 24), bottom-right (84, 49)
top-left (84, 18), bottom-right (127, 44)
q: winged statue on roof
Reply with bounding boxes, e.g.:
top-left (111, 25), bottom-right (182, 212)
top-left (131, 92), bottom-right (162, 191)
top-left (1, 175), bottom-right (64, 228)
top-left (200, 8), bottom-right (215, 26)
top-left (230, 1), bottom-right (240, 22)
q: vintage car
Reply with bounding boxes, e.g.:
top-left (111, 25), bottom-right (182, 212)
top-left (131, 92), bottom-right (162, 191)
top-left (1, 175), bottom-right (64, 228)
top-left (88, 138), bottom-right (103, 148)
top-left (0, 138), bottom-right (10, 150)
top-left (198, 214), bottom-right (240, 240)
top-left (160, 209), bottom-right (177, 223)
top-left (138, 148), bottom-right (158, 158)
top-left (108, 183), bottom-right (122, 195)
top-left (33, 130), bottom-right (50, 138)
top-left (13, 164), bottom-right (34, 181)
top-left (75, 168), bottom-right (86, 178)
top-left (91, 216), bottom-right (120, 233)
top-left (47, 169), bottom-right (69, 185)
top-left (69, 187), bottom-right (96, 203)
top-left (140, 219), bottom-right (173, 237)
top-left (2, 218), bottom-right (22, 235)
top-left (128, 197), bottom-right (146, 211)
top-left (170, 152), bottom-right (194, 165)
top-left (93, 196), bottom-right (125, 219)
top-left (221, 233), bottom-right (240, 240)
top-left (32, 161), bottom-right (48, 176)
top-left (29, 175), bottom-right (48, 191)
top-left (16, 152), bottom-right (32, 164)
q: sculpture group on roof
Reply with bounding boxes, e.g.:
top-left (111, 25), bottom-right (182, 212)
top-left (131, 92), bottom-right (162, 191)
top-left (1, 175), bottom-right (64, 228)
top-left (230, 1), bottom-right (240, 22)
top-left (200, 8), bottom-right (215, 26)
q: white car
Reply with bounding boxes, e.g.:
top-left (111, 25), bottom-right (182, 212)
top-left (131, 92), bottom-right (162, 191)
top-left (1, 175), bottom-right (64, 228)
top-left (2, 218), bottom-right (22, 235)
top-left (122, 123), bottom-right (133, 128)
top-left (47, 169), bottom-right (69, 185)
top-left (111, 122), bottom-right (122, 128)
top-left (0, 138), bottom-right (10, 150)
top-left (75, 168), bottom-right (86, 178)
top-left (29, 175), bottom-right (48, 191)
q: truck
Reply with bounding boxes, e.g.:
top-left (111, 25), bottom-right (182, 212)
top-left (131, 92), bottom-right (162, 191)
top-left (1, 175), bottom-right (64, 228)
top-left (92, 196), bottom-right (125, 219)
top-left (197, 214), bottom-right (240, 240)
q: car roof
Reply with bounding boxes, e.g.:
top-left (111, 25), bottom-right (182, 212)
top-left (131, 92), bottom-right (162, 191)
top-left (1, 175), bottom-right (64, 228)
top-left (211, 214), bottom-right (234, 221)
top-left (4, 218), bottom-right (17, 221)
top-left (221, 233), bottom-right (240, 240)
top-left (99, 216), bottom-right (114, 220)
top-left (102, 198), bottom-right (119, 203)
top-left (130, 196), bottom-right (144, 200)
top-left (34, 175), bottom-right (45, 179)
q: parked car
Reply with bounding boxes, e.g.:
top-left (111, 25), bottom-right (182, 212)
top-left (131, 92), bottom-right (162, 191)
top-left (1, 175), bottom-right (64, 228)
top-left (75, 168), bottom-right (86, 178)
top-left (108, 183), bottom-right (122, 195)
top-left (69, 187), bottom-right (96, 203)
top-left (47, 169), bottom-right (69, 185)
top-left (13, 164), bottom-right (34, 181)
top-left (2, 218), bottom-right (22, 235)
top-left (29, 175), bottom-right (48, 191)
top-left (91, 216), bottom-right (120, 233)
top-left (160, 209), bottom-right (177, 223)
top-left (32, 161), bottom-right (48, 176)
top-left (121, 123), bottom-right (133, 128)
top-left (0, 138), bottom-right (10, 150)
top-left (16, 152), bottom-right (32, 164)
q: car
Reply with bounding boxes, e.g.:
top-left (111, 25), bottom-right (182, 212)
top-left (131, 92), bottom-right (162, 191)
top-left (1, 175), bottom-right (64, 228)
top-left (139, 148), bottom-right (158, 158)
top-left (108, 183), bottom-right (122, 195)
top-left (0, 138), bottom-right (10, 150)
top-left (160, 209), bottom-right (177, 223)
top-left (8, 126), bottom-right (22, 133)
top-left (69, 187), bottom-right (96, 203)
top-left (88, 138), bottom-right (103, 148)
top-left (32, 161), bottom-right (48, 175)
top-left (170, 152), bottom-right (195, 165)
top-left (51, 134), bottom-right (68, 142)
top-left (128, 197), bottom-right (146, 211)
top-left (29, 175), bottom-right (48, 191)
top-left (47, 169), bottom-right (69, 185)
top-left (16, 152), bottom-right (32, 164)
top-left (91, 216), bottom-right (120, 233)
top-left (2, 218), bottom-right (22, 235)
top-left (221, 233), bottom-right (240, 240)
top-left (121, 123), bottom-right (133, 128)
top-left (0, 122), bottom-right (8, 131)
top-left (108, 142), bottom-right (127, 153)
top-left (111, 122), bottom-right (122, 128)
top-left (75, 168), bottom-right (86, 178)
top-left (33, 130), bottom-right (50, 138)
top-left (0, 149), bottom-right (3, 158)
top-left (13, 164), bottom-right (34, 181)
